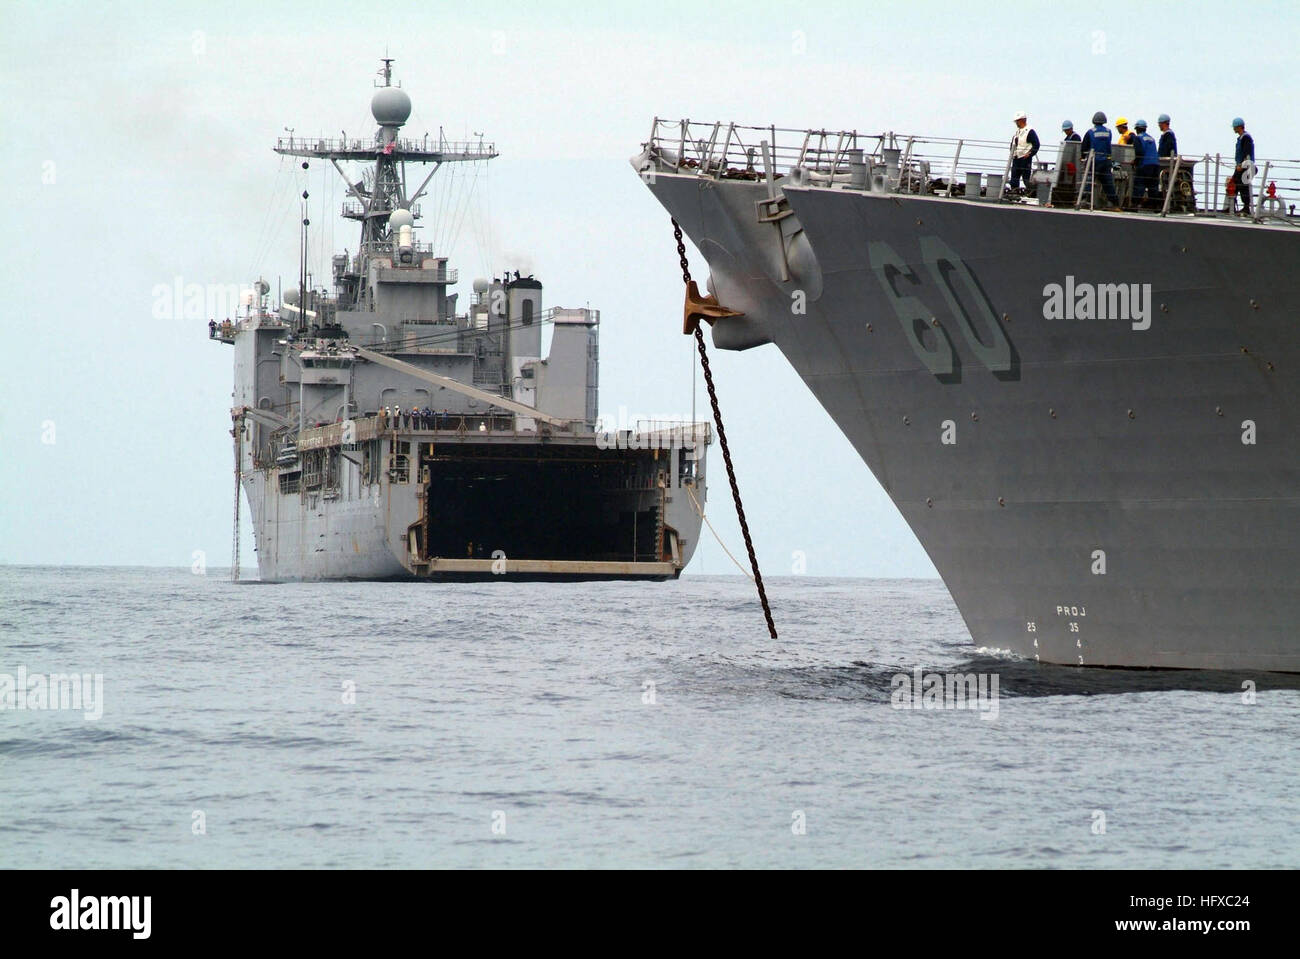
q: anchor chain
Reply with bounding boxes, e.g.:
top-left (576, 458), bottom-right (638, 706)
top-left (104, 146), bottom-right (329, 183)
top-left (672, 218), bottom-right (777, 639)
top-left (231, 410), bottom-right (243, 583)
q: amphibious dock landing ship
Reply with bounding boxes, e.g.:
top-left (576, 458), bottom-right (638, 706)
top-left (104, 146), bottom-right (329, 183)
top-left (635, 119), bottom-right (1299, 670)
top-left (209, 64), bottom-right (710, 582)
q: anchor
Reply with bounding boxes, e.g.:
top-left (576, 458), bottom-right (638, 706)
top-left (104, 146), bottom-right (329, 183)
top-left (682, 279), bottom-right (743, 335)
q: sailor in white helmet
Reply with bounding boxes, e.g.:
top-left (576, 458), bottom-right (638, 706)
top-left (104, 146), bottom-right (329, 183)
top-left (1009, 110), bottom-right (1040, 193)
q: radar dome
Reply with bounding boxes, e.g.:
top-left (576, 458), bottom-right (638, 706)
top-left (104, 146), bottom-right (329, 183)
top-left (371, 86), bottom-right (412, 126)
top-left (388, 208), bottom-right (415, 231)
top-left (472, 278), bottom-right (490, 294)
top-left (283, 288), bottom-right (301, 306)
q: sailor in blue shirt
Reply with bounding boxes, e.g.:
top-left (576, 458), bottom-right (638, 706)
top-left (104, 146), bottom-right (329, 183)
top-left (1131, 119), bottom-right (1160, 206)
top-left (1230, 117), bottom-right (1255, 214)
top-left (1080, 111), bottom-right (1119, 207)
top-left (1157, 114), bottom-right (1177, 158)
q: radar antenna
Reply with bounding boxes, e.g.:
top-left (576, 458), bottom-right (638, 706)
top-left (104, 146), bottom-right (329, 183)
top-left (273, 58), bottom-right (498, 309)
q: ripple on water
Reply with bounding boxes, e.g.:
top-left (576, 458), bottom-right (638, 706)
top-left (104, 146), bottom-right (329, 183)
top-left (2, 567), bottom-right (1297, 868)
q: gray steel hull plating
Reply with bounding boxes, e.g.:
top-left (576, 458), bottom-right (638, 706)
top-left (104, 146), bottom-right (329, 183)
top-left (648, 173), bottom-right (1299, 670)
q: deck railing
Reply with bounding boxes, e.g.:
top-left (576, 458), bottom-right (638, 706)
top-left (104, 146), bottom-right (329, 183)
top-left (644, 118), bottom-right (1300, 223)
top-left (275, 134), bottom-right (496, 158)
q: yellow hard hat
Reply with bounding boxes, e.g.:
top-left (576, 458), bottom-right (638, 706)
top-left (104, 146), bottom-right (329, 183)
top-left (1116, 116), bottom-right (1129, 127)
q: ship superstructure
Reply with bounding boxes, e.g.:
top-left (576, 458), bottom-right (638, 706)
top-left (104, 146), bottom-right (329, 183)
top-left (635, 120), bottom-right (1299, 670)
top-left (211, 65), bottom-right (710, 582)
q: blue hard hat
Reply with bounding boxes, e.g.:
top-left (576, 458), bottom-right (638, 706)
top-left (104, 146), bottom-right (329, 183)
top-left (1157, 113), bottom-right (1170, 123)
top-left (1061, 119), bottom-right (1073, 131)
top-left (1232, 116), bottom-right (1245, 128)
top-left (1134, 119), bottom-right (1148, 131)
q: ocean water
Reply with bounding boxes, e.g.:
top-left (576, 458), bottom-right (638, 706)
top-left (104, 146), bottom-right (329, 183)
top-left (1, 565), bottom-right (1296, 869)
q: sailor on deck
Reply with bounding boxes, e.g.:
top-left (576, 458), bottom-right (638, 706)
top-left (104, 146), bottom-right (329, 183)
top-left (1009, 111), bottom-right (1040, 192)
top-left (1157, 114), bottom-right (1177, 158)
top-left (1131, 120), bottom-right (1160, 206)
top-left (1061, 120), bottom-right (1081, 142)
top-left (1231, 117), bottom-right (1255, 215)
top-left (1080, 111), bottom-right (1120, 208)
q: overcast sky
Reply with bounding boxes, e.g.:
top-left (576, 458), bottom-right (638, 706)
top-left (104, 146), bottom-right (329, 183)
top-left (3, 0), bottom-right (1297, 576)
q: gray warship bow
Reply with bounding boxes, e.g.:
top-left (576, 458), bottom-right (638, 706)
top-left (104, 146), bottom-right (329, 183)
top-left (635, 120), bottom-right (1299, 670)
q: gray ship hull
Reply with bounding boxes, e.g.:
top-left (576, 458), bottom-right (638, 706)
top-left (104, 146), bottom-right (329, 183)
top-left (236, 416), bottom-right (709, 584)
top-left (242, 471), bottom-right (407, 581)
top-left (219, 65), bottom-right (712, 586)
top-left (646, 172), bottom-right (1299, 670)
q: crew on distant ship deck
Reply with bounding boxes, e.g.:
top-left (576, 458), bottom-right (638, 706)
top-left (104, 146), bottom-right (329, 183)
top-left (1115, 117), bottom-right (1133, 145)
top-left (208, 319), bottom-right (217, 338)
top-left (1230, 117), bottom-right (1255, 215)
top-left (1008, 111), bottom-right (1040, 192)
top-left (1131, 120), bottom-right (1160, 206)
top-left (1061, 120), bottom-right (1081, 142)
top-left (1157, 114), bottom-right (1177, 158)
top-left (1080, 111), bottom-right (1120, 207)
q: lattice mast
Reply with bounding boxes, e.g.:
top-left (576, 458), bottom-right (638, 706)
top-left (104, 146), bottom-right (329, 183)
top-left (272, 58), bottom-right (498, 309)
